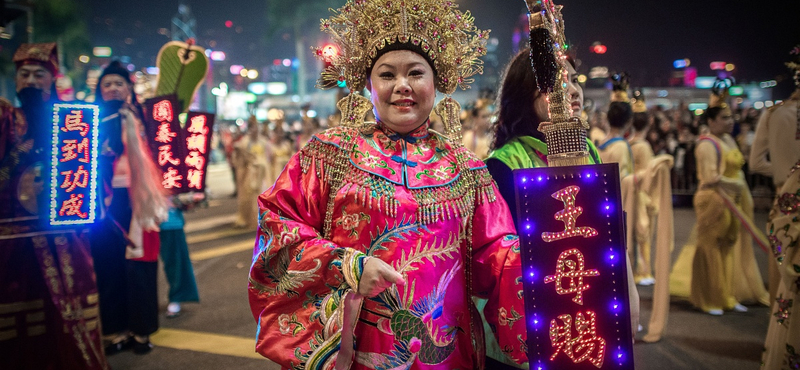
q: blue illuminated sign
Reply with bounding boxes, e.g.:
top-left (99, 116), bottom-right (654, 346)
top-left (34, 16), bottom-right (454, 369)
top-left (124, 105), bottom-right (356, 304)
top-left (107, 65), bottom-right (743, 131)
top-left (50, 104), bottom-right (100, 226)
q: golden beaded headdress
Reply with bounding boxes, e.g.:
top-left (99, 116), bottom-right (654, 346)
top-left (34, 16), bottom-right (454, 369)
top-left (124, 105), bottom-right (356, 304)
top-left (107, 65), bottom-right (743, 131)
top-left (631, 89), bottom-right (646, 113)
top-left (314, 0), bottom-right (490, 138)
top-left (526, 0), bottom-right (591, 167)
top-left (610, 72), bottom-right (630, 103)
top-left (708, 77), bottom-right (733, 109)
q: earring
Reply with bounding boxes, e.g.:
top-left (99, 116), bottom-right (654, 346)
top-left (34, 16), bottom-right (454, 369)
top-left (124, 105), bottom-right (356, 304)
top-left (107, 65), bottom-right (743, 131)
top-left (435, 96), bottom-right (462, 144)
top-left (337, 92), bottom-right (373, 127)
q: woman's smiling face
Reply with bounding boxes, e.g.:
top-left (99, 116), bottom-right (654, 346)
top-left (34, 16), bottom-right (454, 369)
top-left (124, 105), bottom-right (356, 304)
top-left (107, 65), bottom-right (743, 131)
top-left (367, 50), bottom-right (436, 134)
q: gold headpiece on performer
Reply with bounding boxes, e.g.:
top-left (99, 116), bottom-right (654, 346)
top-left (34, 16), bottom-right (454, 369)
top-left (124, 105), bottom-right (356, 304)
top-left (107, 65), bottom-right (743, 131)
top-left (13, 42), bottom-right (58, 76)
top-left (314, 0), bottom-right (490, 135)
top-left (631, 89), bottom-right (646, 113)
top-left (709, 77), bottom-right (733, 109)
top-left (526, 0), bottom-right (591, 167)
top-left (609, 72), bottom-right (630, 103)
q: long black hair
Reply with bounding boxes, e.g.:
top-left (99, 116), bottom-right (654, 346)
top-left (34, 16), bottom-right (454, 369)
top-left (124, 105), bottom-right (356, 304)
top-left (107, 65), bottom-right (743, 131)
top-left (492, 49), bottom-right (579, 150)
top-left (491, 48), bottom-right (544, 150)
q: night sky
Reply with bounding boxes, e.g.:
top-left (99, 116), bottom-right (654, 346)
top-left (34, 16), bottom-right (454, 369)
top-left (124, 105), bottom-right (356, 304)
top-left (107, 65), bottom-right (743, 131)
top-left (88, 0), bottom-right (800, 96)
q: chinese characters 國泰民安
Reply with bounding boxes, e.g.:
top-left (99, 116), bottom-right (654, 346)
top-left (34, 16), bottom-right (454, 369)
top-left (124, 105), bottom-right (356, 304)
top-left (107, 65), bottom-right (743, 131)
top-left (152, 100), bottom-right (183, 189)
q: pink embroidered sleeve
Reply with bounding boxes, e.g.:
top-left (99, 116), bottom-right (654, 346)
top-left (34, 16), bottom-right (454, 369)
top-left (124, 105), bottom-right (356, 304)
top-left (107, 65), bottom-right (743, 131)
top-left (248, 142), bottom-right (367, 369)
top-left (470, 179), bottom-right (528, 364)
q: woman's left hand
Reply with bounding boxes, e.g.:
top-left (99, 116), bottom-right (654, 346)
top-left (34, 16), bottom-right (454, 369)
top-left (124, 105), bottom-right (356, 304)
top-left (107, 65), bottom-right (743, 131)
top-left (357, 257), bottom-right (405, 297)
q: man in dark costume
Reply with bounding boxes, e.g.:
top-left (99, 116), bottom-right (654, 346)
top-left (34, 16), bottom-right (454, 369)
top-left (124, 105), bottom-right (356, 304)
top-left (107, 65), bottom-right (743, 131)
top-left (0, 42), bottom-right (109, 370)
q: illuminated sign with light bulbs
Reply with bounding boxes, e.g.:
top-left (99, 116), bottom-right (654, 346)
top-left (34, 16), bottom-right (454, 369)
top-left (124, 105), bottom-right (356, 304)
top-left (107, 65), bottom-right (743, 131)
top-left (183, 112), bottom-right (215, 191)
top-left (514, 163), bottom-right (634, 370)
top-left (145, 96), bottom-right (186, 193)
top-left (50, 104), bottom-right (100, 226)
top-left (144, 96), bottom-right (215, 194)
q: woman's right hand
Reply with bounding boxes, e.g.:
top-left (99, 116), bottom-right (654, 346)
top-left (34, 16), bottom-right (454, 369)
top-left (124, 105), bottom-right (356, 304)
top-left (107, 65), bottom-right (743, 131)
top-left (357, 257), bottom-right (405, 297)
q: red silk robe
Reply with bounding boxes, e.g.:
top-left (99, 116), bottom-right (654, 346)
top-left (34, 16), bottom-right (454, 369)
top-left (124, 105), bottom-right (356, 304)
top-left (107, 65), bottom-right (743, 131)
top-left (248, 121), bottom-right (528, 369)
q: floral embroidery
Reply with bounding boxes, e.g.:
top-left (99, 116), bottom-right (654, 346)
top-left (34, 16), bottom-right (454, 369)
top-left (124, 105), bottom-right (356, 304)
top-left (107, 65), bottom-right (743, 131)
top-left (787, 344), bottom-right (800, 370)
top-left (377, 133), bottom-right (398, 151)
top-left (363, 155), bottom-right (381, 167)
top-left (769, 233), bottom-right (785, 263)
top-left (354, 149), bottom-right (397, 175)
top-left (498, 306), bottom-right (522, 329)
top-left (412, 142), bottom-right (431, 156)
top-left (416, 164), bottom-right (456, 181)
top-left (278, 224), bottom-right (301, 248)
top-left (278, 313), bottom-right (306, 336)
top-left (774, 295), bottom-right (793, 326)
top-left (778, 192), bottom-right (800, 215)
top-left (498, 307), bottom-right (508, 326)
top-left (336, 210), bottom-right (371, 237)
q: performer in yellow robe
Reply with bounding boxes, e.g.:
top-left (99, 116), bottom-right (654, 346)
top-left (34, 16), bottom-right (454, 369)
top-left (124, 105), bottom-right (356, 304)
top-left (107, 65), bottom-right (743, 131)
top-left (749, 56), bottom-right (800, 304)
top-left (461, 98), bottom-right (493, 160)
top-left (597, 74), bottom-right (633, 181)
top-left (670, 81), bottom-right (769, 314)
top-left (232, 117), bottom-right (268, 229)
top-left (760, 160), bottom-right (800, 370)
top-left (628, 93), bottom-right (657, 286)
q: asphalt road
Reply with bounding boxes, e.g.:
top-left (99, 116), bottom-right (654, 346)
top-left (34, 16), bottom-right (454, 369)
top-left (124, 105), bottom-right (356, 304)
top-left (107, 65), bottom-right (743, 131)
top-left (107, 163), bottom-right (772, 370)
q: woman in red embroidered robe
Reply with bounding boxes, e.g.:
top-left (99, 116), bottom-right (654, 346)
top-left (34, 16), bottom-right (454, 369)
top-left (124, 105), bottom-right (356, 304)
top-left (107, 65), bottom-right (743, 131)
top-left (248, 2), bottom-right (526, 368)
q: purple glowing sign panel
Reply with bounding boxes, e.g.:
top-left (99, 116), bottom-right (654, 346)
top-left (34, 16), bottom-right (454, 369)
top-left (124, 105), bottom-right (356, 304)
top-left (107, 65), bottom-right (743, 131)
top-left (514, 163), bottom-right (633, 370)
top-left (50, 104), bottom-right (100, 226)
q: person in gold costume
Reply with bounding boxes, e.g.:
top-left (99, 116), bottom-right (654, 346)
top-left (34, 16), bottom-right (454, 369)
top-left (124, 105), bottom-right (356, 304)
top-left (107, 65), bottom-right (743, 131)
top-left (597, 73), bottom-right (633, 181)
top-left (670, 79), bottom-right (769, 315)
top-left (266, 109), bottom-right (293, 186)
top-left (232, 116), bottom-right (269, 228)
top-left (758, 49), bottom-right (800, 369)
top-left (628, 91), bottom-right (657, 286)
top-left (461, 98), bottom-right (493, 159)
top-left (760, 160), bottom-right (800, 369)
top-left (750, 49), bottom-right (800, 304)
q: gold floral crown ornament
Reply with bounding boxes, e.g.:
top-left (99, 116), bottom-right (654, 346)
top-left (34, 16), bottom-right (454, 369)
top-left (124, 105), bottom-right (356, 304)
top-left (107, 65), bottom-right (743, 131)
top-left (525, 0), bottom-right (591, 167)
top-left (709, 77), bottom-right (734, 109)
top-left (610, 72), bottom-right (631, 103)
top-left (314, 0), bottom-right (490, 131)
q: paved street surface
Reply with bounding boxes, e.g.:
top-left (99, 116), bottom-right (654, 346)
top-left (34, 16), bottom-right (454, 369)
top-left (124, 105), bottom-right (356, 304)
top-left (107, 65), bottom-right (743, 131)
top-left (108, 163), bottom-right (771, 370)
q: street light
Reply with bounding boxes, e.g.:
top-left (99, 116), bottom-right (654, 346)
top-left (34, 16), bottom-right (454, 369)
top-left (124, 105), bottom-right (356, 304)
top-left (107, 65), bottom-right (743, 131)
top-left (709, 61), bottom-right (726, 70)
top-left (93, 47), bottom-right (112, 57)
top-left (673, 59), bottom-right (690, 68)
